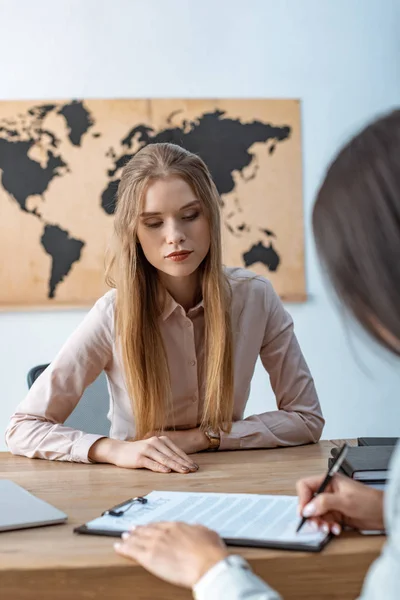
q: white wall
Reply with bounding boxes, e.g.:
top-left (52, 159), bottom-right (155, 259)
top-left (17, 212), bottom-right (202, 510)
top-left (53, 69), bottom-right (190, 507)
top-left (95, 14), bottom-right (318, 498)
top-left (1, 0), bottom-right (400, 450)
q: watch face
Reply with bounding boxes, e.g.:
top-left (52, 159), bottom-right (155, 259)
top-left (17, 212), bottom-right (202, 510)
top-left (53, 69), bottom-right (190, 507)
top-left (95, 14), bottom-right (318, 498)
top-left (207, 428), bottom-right (220, 441)
top-left (204, 429), bottom-right (219, 450)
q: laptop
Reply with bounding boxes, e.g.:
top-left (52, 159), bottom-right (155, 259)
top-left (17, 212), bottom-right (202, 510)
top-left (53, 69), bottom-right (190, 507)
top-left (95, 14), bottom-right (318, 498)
top-left (0, 480), bottom-right (68, 532)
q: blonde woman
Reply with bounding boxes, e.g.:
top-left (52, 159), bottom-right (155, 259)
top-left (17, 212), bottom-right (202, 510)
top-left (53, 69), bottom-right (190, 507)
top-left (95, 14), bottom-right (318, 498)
top-left (6, 143), bottom-right (323, 473)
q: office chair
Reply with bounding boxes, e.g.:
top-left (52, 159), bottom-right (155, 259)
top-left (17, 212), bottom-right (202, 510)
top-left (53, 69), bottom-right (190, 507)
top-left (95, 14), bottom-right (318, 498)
top-left (27, 364), bottom-right (110, 436)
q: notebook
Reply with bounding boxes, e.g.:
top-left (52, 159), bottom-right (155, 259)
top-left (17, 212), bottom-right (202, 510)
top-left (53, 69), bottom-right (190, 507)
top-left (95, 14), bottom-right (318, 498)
top-left (74, 490), bottom-right (332, 552)
top-left (357, 437), bottom-right (399, 447)
top-left (330, 446), bottom-right (395, 481)
top-left (0, 480), bottom-right (67, 532)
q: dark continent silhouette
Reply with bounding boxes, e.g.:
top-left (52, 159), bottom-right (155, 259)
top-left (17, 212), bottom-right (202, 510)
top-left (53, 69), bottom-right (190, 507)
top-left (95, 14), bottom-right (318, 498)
top-left (41, 225), bottom-right (85, 298)
top-left (0, 138), bottom-right (66, 213)
top-left (243, 242), bottom-right (280, 272)
top-left (57, 100), bottom-right (94, 146)
top-left (101, 110), bottom-right (291, 215)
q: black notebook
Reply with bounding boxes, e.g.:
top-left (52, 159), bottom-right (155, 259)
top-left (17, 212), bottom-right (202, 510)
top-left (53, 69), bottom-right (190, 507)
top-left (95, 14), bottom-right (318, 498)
top-left (74, 490), bottom-right (332, 552)
top-left (358, 437), bottom-right (399, 447)
top-left (331, 446), bottom-right (395, 481)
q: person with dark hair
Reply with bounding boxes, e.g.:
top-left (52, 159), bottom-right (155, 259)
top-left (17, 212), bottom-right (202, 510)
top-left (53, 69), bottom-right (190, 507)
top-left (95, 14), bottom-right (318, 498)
top-left (114, 110), bottom-right (400, 599)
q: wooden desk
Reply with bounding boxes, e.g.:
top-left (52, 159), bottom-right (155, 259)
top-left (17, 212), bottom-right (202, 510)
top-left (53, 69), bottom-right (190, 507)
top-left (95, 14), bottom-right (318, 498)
top-left (0, 442), bottom-right (384, 600)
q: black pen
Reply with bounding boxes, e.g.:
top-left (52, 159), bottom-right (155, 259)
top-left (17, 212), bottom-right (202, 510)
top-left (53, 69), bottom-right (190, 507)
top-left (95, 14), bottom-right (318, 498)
top-left (296, 442), bottom-right (349, 533)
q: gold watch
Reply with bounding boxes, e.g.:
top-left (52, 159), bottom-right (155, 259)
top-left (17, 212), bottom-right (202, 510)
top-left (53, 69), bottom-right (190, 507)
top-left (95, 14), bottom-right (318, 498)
top-left (204, 427), bottom-right (220, 451)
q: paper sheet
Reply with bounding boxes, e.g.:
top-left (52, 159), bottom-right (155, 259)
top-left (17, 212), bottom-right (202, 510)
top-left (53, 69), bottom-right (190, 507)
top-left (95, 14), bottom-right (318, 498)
top-left (86, 491), bottom-right (327, 547)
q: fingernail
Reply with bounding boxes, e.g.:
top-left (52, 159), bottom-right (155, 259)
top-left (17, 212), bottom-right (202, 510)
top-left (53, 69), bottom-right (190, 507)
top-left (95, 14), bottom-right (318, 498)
top-left (322, 523), bottom-right (330, 534)
top-left (182, 467), bottom-right (190, 472)
top-left (121, 532), bottom-right (130, 540)
top-left (114, 543), bottom-right (121, 550)
top-left (130, 525), bottom-right (136, 532)
top-left (302, 502), bottom-right (316, 517)
top-left (332, 524), bottom-right (341, 536)
top-left (309, 521), bottom-right (318, 532)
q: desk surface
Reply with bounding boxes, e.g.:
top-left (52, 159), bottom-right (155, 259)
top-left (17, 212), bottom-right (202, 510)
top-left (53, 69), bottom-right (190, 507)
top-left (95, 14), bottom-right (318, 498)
top-left (0, 442), bottom-right (384, 600)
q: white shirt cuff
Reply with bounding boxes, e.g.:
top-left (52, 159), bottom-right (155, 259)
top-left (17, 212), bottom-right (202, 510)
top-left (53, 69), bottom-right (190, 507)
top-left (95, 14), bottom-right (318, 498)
top-left (193, 558), bottom-right (234, 598)
top-left (193, 555), bottom-right (252, 599)
top-left (192, 555), bottom-right (281, 600)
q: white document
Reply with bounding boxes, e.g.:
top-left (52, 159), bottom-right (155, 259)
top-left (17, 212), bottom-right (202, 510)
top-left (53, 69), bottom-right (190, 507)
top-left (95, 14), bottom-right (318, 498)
top-left (85, 491), bottom-right (328, 549)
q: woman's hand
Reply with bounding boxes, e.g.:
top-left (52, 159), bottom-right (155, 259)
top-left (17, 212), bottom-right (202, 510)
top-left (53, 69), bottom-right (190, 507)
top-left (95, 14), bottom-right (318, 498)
top-left (114, 522), bottom-right (228, 588)
top-left (297, 473), bottom-right (384, 534)
top-left (144, 428), bottom-right (210, 454)
top-left (88, 436), bottom-right (198, 474)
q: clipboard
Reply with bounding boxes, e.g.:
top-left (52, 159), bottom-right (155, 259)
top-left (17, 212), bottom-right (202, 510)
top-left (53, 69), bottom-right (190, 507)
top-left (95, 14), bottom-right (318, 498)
top-left (74, 490), bottom-right (333, 552)
top-left (74, 496), bottom-right (148, 537)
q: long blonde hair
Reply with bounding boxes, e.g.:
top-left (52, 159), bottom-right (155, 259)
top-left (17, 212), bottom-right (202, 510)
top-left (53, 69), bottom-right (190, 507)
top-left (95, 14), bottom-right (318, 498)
top-left (105, 143), bottom-right (234, 439)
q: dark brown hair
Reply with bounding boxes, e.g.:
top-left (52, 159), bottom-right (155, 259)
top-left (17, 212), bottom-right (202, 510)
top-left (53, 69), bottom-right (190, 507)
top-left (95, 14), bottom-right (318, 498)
top-left (312, 109), bottom-right (400, 355)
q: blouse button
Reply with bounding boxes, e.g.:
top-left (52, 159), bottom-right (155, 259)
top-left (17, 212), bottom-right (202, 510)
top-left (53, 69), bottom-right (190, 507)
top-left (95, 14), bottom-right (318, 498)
top-left (189, 360), bottom-right (196, 366)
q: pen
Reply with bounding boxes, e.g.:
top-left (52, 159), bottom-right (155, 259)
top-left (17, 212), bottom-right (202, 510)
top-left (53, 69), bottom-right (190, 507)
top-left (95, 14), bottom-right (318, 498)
top-left (296, 442), bottom-right (349, 533)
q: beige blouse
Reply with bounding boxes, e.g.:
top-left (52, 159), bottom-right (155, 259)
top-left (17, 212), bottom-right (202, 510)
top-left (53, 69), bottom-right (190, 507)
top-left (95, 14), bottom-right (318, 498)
top-left (5, 268), bottom-right (324, 463)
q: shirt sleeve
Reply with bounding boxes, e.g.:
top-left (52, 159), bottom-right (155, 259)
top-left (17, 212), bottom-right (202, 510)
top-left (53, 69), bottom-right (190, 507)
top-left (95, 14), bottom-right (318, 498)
top-left (357, 448), bottom-right (400, 599)
top-left (193, 557), bottom-right (281, 600)
top-left (220, 280), bottom-right (324, 450)
top-left (358, 536), bottom-right (400, 599)
top-left (5, 292), bottom-right (115, 463)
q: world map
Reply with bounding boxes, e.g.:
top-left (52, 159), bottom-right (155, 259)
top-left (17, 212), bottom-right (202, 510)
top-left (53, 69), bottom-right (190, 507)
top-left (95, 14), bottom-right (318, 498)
top-left (0, 99), bottom-right (304, 306)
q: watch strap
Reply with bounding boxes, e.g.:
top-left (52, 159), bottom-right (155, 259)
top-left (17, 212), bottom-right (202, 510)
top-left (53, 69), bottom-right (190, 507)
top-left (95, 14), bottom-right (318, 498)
top-left (204, 427), bottom-right (221, 451)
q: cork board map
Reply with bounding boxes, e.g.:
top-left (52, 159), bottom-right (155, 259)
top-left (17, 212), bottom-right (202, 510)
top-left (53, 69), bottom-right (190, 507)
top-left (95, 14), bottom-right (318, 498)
top-left (0, 98), bottom-right (305, 308)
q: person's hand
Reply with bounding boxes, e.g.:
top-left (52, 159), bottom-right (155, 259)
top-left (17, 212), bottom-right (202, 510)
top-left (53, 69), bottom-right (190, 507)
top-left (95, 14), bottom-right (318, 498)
top-left (144, 427), bottom-right (210, 454)
top-left (297, 473), bottom-right (384, 535)
top-left (88, 436), bottom-right (198, 474)
top-left (114, 522), bottom-right (229, 588)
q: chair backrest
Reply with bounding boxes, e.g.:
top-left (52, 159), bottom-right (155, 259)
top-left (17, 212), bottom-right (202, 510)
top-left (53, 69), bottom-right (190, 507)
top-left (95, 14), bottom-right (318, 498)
top-left (27, 364), bottom-right (110, 436)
